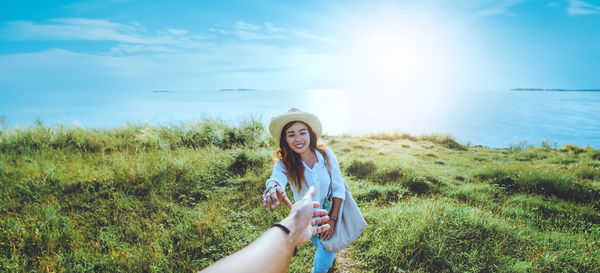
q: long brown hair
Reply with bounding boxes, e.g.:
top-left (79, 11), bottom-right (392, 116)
top-left (274, 121), bottom-right (329, 191)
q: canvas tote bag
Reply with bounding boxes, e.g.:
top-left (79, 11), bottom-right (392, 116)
top-left (320, 160), bottom-right (367, 253)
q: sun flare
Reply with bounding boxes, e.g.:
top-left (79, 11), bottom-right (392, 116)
top-left (331, 8), bottom-right (470, 91)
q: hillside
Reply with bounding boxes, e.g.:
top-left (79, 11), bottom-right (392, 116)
top-left (1, 121), bottom-right (599, 272)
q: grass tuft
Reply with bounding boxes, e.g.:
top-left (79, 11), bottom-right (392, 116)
top-left (346, 160), bottom-right (377, 179)
top-left (420, 133), bottom-right (467, 151)
top-left (367, 132), bottom-right (418, 142)
top-left (559, 144), bottom-right (586, 155)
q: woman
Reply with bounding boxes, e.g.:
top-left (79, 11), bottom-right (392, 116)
top-left (262, 108), bottom-right (346, 273)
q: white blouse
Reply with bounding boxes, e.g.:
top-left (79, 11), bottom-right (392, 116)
top-left (266, 147), bottom-right (346, 206)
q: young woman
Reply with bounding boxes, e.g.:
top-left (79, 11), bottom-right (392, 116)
top-left (262, 108), bottom-right (346, 273)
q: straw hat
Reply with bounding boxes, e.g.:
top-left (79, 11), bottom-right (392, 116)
top-left (269, 108), bottom-right (322, 143)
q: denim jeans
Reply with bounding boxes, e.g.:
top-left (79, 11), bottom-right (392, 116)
top-left (310, 235), bottom-right (336, 273)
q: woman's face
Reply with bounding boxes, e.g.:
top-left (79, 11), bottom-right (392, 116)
top-left (285, 122), bottom-right (311, 155)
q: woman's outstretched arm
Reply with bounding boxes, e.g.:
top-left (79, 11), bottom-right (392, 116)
top-left (200, 186), bottom-right (330, 273)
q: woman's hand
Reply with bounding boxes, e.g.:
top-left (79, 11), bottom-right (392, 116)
top-left (263, 183), bottom-right (293, 211)
top-left (320, 219), bottom-right (336, 241)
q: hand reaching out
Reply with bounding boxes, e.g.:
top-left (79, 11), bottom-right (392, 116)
top-left (201, 186), bottom-right (330, 273)
top-left (263, 183), bottom-right (293, 211)
top-left (280, 186), bottom-right (331, 245)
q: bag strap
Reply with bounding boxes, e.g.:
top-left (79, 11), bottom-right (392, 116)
top-left (324, 154), bottom-right (333, 201)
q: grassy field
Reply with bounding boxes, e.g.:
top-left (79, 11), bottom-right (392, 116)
top-left (1, 120), bottom-right (599, 272)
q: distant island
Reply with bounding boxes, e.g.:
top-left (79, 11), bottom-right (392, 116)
top-left (218, 88), bottom-right (257, 92)
top-left (151, 90), bottom-right (170, 93)
top-left (511, 88), bottom-right (600, 92)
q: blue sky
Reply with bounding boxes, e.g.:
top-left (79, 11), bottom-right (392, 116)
top-left (1, 0), bottom-right (599, 96)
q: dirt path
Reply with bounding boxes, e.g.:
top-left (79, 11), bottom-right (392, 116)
top-left (331, 248), bottom-right (361, 273)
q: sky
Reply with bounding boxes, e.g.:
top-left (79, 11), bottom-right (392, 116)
top-left (0, 0), bottom-right (599, 98)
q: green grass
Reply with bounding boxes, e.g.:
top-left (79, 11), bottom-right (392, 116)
top-left (1, 122), bottom-right (599, 272)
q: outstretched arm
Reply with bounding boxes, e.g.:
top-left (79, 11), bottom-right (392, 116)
top-left (201, 186), bottom-right (330, 273)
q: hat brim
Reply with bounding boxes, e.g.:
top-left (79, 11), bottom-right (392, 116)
top-left (269, 111), bottom-right (322, 143)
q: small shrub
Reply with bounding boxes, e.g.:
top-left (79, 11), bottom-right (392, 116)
top-left (518, 171), bottom-right (597, 203)
top-left (227, 150), bottom-right (267, 176)
top-left (474, 168), bottom-right (599, 203)
top-left (370, 166), bottom-right (404, 184)
top-left (420, 134), bottom-right (467, 151)
top-left (473, 156), bottom-right (485, 162)
top-left (540, 139), bottom-right (558, 149)
top-left (572, 165), bottom-right (600, 180)
top-left (351, 144), bottom-right (366, 150)
top-left (516, 150), bottom-right (547, 161)
top-left (590, 150), bottom-right (600, 161)
top-left (222, 120), bottom-right (266, 148)
top-left (346, 160), bottom-right (376, 179)
top-left (403, 176), bottom-right (433, 194)
top-left (559, 144), bottom-right (586, 155)
top-left (510, 139), bottom-right (533, 151)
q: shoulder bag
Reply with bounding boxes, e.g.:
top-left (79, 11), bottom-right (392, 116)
top-left (320, 159), bottom-right (367, 253)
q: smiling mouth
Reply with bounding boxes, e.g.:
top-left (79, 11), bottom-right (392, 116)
top-left (295, 143), bottom-right (305, 149)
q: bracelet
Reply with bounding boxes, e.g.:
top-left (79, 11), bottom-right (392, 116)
top-left (272, 222), bottom-right (290, 234)
top-left (264, 184), bottom-right (279, 193)
top-left (330, 215), bottom-right (338, 221)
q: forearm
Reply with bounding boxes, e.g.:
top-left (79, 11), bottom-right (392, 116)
top-left (200, 227), bottom-right (294, 273)
top-left (330, 198), bottom-right (342, 219)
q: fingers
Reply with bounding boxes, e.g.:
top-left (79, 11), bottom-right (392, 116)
top-left (276, 187), bottom-right (293, 209)
top-left (263, 189), bottom-right (277, 211)
top-left (311, 215), bottom-right (329, 226)
top-left (263, 185), bottom-right (292, 211)
top-left (312, 223), bottom-right (330, 235)
top-left (303, 186), bottom-right (317, 202)
top-left (322, 228), bottom-right (334, 240)
top-left (312, 207), bottom-right (327, 217)
top-left (263, 188), bottom-right (280, 211)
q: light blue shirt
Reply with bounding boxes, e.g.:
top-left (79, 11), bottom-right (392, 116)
top-left (266, 147), bottom-right (346, 206)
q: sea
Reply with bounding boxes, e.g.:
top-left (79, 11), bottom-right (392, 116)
top-left (2, 89), bottom-right (599, 148)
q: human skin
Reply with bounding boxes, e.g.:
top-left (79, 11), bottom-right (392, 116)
top-left (264, 121), bottom-right (342, 240)
top-left (200, 186), bottom-right (330, 273)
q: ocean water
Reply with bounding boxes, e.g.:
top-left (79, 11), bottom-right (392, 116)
top-left (2, 89), bottom-right (599, 148)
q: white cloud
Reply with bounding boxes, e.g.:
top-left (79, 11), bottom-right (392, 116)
top-left (167, 28), bottom-right (188, 36)
top-left (265, 22), bottom-right (283, 33)
top-left (109, 44), bottom-right (175, 54)
top-left (0, 45), bottom-right (320, 92)
top-left (0, 18), bottom-right (339, 91)
top-left (1, 18), bottom-right (209, 53)
top-left (3, 19), bottom-right (150, 43)
top-left (567, 0), bottom-right (600, 15)
top-left (233, 21), bottom-right (274, 40)
top-left (210, 27), bottom-right (228, 34)
top-left (235, 21), bottom-right (260, 32)
top-left (477, 0), bottom-right (524, 16)
top-left (1, 18), bottom-right (332, 48)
